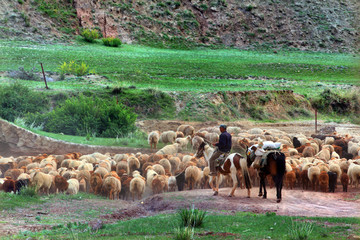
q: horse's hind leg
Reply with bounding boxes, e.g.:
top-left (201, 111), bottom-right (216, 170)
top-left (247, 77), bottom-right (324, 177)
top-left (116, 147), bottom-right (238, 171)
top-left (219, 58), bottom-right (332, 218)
top-left (273, 175), bottom-right (284, 203)
top-left (229, 170), bottom-right (237, 197)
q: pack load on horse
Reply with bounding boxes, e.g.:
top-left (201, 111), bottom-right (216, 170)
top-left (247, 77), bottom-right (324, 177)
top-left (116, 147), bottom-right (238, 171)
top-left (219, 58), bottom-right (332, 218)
top-left (195, 139), bottom-right (252, 197)
top-left (247, 141), bottom-right (286, 203)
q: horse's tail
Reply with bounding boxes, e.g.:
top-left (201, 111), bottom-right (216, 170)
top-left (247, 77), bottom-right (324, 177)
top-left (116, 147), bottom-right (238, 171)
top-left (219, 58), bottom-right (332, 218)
top-left (240, 156), bottom-right (252, 189)
top-left (276, 152), bottom-right (286, 176)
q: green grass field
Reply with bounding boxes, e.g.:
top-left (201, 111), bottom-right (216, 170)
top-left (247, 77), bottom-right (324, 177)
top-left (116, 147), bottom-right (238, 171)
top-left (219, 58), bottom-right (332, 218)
top-left (9, 211), bottom-right (360, 240)
top-left (0, 40), bottom-right (358, 96)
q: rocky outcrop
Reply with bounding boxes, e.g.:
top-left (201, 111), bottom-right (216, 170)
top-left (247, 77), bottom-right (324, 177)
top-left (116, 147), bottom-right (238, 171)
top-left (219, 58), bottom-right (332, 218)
top-left (0, 119), bottom-right (147, 157)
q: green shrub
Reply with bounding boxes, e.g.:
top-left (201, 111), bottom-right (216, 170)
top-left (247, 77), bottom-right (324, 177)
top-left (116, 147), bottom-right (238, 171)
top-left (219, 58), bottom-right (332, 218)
top-left (102, 37), bottom-right (122, 47)
top-left (0, 83), bottom-right (49, 122)
top-left (178, 206), bottom-right (207, 228)
top-left (59, 60), bottom-right (94, 76)
top-left (26, 94), bottom-right (137, 137)
top-left (81, 29), bottom-right (100, 43)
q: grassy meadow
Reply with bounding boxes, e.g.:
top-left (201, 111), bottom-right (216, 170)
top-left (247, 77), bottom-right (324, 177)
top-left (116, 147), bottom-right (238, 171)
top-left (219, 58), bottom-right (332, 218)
top-left (8, 210), bottom-right (360, 240)
top-left (0, 40), bottom-right (359, 96)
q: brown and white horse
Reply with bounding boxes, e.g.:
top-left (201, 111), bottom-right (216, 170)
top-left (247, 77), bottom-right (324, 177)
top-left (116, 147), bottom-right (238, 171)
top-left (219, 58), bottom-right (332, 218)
top-left (195, 142), bottom-right (251, 197)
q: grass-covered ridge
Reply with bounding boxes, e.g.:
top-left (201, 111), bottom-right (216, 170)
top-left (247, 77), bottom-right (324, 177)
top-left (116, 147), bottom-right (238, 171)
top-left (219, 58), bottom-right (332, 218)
top-left (0, 40), bottom-right (358, 96)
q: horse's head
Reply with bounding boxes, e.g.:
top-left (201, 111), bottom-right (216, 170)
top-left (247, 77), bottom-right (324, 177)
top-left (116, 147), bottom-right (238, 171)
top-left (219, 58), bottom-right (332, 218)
top-left (246, 145), bottom-right (257, 167)
top-left (195, 142), bottom-right (206, 158)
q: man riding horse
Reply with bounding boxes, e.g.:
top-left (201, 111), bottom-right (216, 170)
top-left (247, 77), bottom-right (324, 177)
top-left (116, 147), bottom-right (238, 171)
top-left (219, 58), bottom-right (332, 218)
top-left (209, 124), bottom-right (232, 176)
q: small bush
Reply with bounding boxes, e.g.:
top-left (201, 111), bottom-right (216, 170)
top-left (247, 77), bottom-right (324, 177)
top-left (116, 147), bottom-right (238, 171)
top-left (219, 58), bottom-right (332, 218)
top-left (288, 219), bottom-right (314, 240)
top-left (102, 37), bottom-right (122, 47)
top-left (174, 227), bottom-right (194, 240)
top-left (178, 206), bottom-right (207, 228)
top-left (81, 29), bottom-right (100, 43)
top-left (0, 83), bottom-right (49, 122)
top-left (59, 60), bottom-right (94, 76)
top-left (26, 94), bottom-right (137, 137)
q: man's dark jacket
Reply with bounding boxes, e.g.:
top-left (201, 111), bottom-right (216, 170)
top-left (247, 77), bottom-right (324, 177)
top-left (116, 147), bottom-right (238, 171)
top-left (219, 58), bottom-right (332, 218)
top-left (215, 131), bottom-right (232, 152)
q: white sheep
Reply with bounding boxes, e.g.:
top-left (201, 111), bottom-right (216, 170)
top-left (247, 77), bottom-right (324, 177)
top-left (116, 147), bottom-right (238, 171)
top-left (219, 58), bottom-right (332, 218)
top-left (168, 176), bottom-right (177, 192)
top-left (177, 124), bottom-right (195, 136)
top-left (185, 166), bottom-right (202, 190)
top-left (205, 132), bottom-right (219, 144)
top-left (148, 131), bottom-right (160, 150)
top-left (156, 143), bottom-right (181, 155)
top-left (129, 173), bottom-right (146, 201)
top-left (175, 135), bottom-right (192, 149)
top-left (66, 178), bottom-right (80, 195)
top-left (308, 166), bottom-right (320, 191)
top-left (159, 158), bottom-right (171, 174)
top-left (160, 131), bottom-right (177, 144)
top-left (146, 169), bottom-right (158, 188)
top-left (31, 172), bottom-right (53, 195)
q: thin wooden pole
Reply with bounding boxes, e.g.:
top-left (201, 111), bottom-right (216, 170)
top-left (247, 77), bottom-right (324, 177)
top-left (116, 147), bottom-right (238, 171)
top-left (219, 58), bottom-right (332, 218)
top-left (315, 109), bottom-right (318, 133)
top-left (40, 63), bottom-right (49, 89)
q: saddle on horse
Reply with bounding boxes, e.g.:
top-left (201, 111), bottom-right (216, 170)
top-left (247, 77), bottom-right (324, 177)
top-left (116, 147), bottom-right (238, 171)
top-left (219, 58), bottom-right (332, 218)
top-left (215, 152), bottom-right (230, 167)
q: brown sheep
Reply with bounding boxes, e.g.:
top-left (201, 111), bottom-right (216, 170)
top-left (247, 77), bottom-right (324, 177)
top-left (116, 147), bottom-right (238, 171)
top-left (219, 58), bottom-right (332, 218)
top-left (102, 176), bottom-right (121, 200)
top-left (300, 169), bottom-right (309, 190)
top-left (319, 171), bottom-right (329, 193)
top-left (285, 170), bottom-right (296, 190)
top-left (2, 177), bottom-right (16, 193)
top-left (151, 175), bottom-right (168, 194)
top-left (340, 172), bottom-right (349, 192)
top-left (116, 160), bottom-right (128, 176)
top-left (4, 169), bottom-right (24, 181)
top-left (302, 143), bottom-right (315, 158)
top-left (54, 175), bottom-right (69, 193)
top-left (127, 156), bottom-right (140, 176)
top-left (90, 173), bottom-right (103, 195)
top-left (120, 174), bottom-right (133, 200)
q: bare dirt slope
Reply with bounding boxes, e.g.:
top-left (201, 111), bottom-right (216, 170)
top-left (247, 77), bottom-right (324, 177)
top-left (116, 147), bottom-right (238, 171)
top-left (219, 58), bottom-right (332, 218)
top-left (0, 187), bottom-right (359, 236)
top-left (137, 119), bottom-right (360, 136)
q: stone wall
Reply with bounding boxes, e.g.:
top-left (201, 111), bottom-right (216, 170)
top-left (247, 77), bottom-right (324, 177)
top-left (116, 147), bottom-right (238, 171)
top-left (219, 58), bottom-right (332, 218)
top-left (0, 119), bottom-right (147, 157)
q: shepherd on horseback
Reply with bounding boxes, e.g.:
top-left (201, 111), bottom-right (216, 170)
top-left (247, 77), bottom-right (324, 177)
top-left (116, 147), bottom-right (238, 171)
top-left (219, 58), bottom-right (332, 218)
top-left (209, 124), bottom-right (232, 176)
top-left (195, 124), bottom-right (251, 197)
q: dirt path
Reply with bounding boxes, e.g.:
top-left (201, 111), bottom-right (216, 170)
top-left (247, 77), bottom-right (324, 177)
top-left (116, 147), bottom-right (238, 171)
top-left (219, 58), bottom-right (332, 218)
top-left (1, 187), bottom-right (359, 236)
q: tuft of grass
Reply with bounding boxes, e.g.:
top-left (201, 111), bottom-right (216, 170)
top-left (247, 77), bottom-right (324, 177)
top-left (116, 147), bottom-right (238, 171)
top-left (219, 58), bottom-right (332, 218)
top-left (288, 219), bottom-right (314, 240)
top-left (19, 186), bottom-right (38, 197)
top-left (174, 226), bottom-right (194, 240)
top-left (178, 206), bottom-right (207, 228)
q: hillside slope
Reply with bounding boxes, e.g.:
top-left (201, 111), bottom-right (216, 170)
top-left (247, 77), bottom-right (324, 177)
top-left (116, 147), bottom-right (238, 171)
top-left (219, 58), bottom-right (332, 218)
top-left (0, 0), bottom-right (359, 52)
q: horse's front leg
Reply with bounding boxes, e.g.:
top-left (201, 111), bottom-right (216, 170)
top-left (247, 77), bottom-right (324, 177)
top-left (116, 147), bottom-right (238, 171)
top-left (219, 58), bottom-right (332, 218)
top-left (213, 173), bottom-right (221, 196)
top-left (209, 176), bottom-right (215, 191)
top-left (260, 176), bottom-right (267, 199)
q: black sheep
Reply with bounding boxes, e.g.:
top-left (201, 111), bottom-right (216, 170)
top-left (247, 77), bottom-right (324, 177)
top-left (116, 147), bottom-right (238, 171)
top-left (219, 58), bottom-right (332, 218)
top-left (327, 171), bottom-right (337, 193)
top-left (15, 179), bottom-right (30, 194)
top-left (292, 137), bottom-right (302, 148)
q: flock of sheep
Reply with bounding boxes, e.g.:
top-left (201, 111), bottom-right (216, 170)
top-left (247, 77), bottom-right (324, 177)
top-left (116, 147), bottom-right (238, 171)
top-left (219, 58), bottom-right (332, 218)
top-left (0, 124), bottom-right (360, 201)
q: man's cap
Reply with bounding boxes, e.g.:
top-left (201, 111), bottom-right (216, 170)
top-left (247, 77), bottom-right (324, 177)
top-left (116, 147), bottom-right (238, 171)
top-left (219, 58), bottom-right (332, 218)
top-left (219, 124), bottom-right (227, 129)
